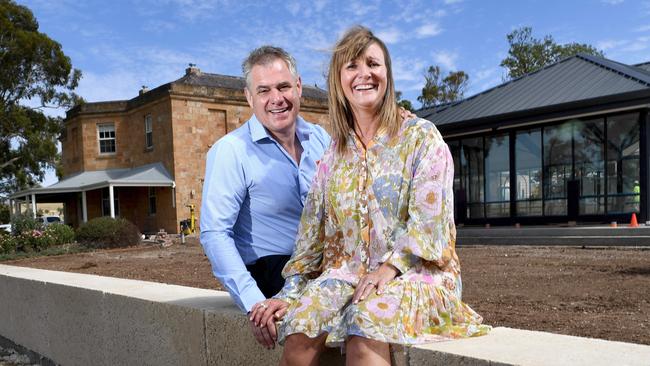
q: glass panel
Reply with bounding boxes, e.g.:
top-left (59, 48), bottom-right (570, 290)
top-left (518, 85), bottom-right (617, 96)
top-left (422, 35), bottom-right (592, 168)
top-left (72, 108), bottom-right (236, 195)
top-left (574, 118), bottom-right (605, 215)
top-left (145, 115), bottom-right (153, 148)
top-left (148, 187), bottom-right (156, 215)
top-left (462, 137), bottom-right (484, 218)
top-left (448, 140), bottom-right (461, 194)
top-left (98, 124), bottom-right (116, 153)
top-left (448, 140), bottom-right (463, 222)
top-left (515, 129), bottom-right (542, 216)
top-left (485, 134), bottom-right (509, 217)
top-left (543, 122), bottom-right (572, 216)
top-left (517, 200), bottom-right (542, 215)
top-left (607, 113), bottom-right (640, 213)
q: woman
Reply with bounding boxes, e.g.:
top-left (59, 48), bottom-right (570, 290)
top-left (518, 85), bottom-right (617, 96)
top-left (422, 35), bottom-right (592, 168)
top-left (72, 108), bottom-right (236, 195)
top-left (251, 26), bottom-right (490, 365)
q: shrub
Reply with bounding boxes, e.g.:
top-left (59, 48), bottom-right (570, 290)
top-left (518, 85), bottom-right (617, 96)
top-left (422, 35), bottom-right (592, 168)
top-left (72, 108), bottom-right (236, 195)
top-left (16, 229), bottom-right (54, 252)
top-left (11, 212), bottom-right (42, 236)
top-left (76, 217), bottom-right (141, 249)
top-left (45, 223), bottom-right (75, 245)
top-left (0, 231), bottom-right (17, 254)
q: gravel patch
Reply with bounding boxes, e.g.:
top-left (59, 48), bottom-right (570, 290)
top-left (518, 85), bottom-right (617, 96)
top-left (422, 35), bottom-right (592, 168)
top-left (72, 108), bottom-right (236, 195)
top-left (0, 345), bottom-right (37, 366)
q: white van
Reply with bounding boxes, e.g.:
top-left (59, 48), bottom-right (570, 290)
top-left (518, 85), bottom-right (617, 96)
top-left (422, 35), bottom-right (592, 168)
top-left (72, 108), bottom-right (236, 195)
top-left (36, 216), bottom-right (62, 227)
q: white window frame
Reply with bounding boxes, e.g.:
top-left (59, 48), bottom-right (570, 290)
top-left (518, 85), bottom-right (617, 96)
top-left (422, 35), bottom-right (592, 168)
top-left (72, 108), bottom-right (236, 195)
top-left (144, 114), bottom-right (153, 149)
top-left (97, 123), bottom-right (116, 154)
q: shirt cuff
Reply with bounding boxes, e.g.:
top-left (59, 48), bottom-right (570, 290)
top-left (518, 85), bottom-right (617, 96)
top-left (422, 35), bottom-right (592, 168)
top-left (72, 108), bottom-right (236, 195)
top-left (382, 250), bottom-right (414, 275)
top-left (240, 286), bottom-right (266, 313)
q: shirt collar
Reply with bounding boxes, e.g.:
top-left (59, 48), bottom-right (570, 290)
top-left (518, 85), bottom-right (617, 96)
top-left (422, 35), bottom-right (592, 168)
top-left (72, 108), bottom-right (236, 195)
top-left (294, 116), bottom-right (311, 143)
top-left (249, 114), bottom-right (311, 143)
top-left (249, 114), bottom-right (270, 142)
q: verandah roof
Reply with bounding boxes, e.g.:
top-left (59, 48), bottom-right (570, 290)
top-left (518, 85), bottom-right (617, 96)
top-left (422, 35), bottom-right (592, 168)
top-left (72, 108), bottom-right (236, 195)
top-left (10, 162), bottom-right (175, 199)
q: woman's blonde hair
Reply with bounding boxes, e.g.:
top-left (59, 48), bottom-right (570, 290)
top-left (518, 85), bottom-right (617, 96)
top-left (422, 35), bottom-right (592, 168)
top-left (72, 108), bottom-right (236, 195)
top-left (327, 25), bottom-right (401, 154)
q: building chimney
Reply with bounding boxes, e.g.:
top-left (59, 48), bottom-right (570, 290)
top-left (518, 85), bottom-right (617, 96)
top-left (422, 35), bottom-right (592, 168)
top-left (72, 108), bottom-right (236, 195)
top-left (186, 63), bottom-right (201, 76)
top-left (139, 85), bottom-right (149, 96)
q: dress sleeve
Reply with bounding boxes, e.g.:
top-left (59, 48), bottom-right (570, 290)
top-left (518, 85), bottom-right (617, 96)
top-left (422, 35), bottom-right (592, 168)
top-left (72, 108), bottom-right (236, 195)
top-left (383, 125), bottom-right (457, 273)
top-left (274, 146), bottom-right (333, 302)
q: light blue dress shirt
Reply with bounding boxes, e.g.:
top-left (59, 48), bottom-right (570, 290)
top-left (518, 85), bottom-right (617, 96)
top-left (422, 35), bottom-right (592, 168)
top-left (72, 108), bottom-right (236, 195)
top-left (200, 115), bottom-right (330, 312)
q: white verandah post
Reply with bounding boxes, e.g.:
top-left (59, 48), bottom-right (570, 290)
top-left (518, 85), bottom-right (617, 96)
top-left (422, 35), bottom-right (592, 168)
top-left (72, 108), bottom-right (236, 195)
top-left (81, 190), bottom-right (88, 223)
top-left (109, 185), bottom-right (115, 218)
top-left (30, 193), bottom-right (36, 218)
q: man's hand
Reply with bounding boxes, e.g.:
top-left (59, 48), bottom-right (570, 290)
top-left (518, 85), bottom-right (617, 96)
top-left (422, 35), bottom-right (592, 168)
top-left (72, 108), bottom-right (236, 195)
top-left (399, 106), bottom-right (417, 122)
top-left (248, 299), bottom-right (290, 349)
top-left (352, 263), bottom-right (399, 304)
top-left (248, 316), bottom-right (276, 350)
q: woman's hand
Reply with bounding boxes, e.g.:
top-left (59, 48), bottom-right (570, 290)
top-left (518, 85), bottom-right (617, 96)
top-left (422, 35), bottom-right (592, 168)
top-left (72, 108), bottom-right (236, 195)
top-left (353, 263), bottom-right (399, 304)
top-left (248, 298), bottom-right (290, 347)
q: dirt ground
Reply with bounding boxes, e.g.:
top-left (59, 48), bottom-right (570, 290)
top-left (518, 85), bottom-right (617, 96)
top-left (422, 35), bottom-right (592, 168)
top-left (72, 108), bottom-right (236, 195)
top-left (3, 239), bottom-right (649, 346)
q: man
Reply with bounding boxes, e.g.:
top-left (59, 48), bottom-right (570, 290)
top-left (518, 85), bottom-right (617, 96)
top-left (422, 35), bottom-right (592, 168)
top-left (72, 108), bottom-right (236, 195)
top-left (200, 46), bottom-right (330, 349)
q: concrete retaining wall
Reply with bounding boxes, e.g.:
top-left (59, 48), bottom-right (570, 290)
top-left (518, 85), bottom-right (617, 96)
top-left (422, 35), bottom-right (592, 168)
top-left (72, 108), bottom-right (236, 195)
top-left (1, 264), bottom-right (649, 366)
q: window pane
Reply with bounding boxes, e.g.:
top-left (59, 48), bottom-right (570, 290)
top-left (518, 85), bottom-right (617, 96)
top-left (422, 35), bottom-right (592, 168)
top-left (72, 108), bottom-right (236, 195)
top-left (148, 187), bottom-right (156, 215)
top-left (146, 132), bottom-right (153, 148)
top-left (145, 115), bottom-right (153, 148)
top-left (607, 113), bottom-right (640, 213)
top-left (448, 140), bottom-right (461, 194)
top-left (574, 118), bottom-right (605, 215)
top-left (98, 124), bottom-right (116, 153)
top-left (543, 122), bottom-right (572, 216)
top-left (448, 140), bottom-right (463, 221)
top-left (485, 134), bottom-right (509, 217)
top-left (462, 137), bottom-right (484, 218)
top-left (516, 129), bottom-right (542, 216)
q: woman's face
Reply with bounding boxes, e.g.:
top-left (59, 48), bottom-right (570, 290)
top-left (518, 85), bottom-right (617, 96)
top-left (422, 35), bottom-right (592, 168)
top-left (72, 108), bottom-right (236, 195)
top-left (340, 42), bottom-right (387, 115)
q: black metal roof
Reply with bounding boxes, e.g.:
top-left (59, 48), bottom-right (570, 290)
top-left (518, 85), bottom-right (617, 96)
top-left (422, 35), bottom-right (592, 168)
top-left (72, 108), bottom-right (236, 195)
top-left (174, 71), bottom-right (328, 101)
top-left (417, 54), bottom-right (650, 127)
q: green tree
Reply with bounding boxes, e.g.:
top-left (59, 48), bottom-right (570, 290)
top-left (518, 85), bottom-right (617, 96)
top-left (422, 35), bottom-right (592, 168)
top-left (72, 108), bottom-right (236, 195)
top-left (417, 65), bottom-right (469, 108)
top-left (395, 90), bottom-right (413, 112)
top-left (500, 26), bottom-right (604, 80)
top-left (0, 0), bottom-right (82, 196)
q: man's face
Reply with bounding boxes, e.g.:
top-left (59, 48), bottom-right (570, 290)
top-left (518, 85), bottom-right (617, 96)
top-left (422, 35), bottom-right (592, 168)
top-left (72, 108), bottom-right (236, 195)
top-left (245, 58), bottom-right (302, 138)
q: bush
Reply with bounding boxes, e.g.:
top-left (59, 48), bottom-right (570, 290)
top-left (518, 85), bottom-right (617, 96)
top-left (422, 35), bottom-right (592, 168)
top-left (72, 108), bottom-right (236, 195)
top-left (45, 223), bottom-right (75, 245)
top-left (0, 231), bottom-right (17, 254)
top-left (76, 217), bottom-right (142, 249)
top-left (14, 229), bottom-right (54, 252)
top-left (11, 212), bottom-right (42, 236)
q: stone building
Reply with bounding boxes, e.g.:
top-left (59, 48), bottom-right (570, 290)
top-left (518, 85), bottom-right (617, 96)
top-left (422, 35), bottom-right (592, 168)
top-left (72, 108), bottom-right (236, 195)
top-left (9, 66), bottom-right (329, 234)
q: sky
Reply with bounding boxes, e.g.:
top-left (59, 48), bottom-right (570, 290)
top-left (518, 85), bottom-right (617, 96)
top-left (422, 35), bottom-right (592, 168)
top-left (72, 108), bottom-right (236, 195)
top-left (17, 0), bottom-right (650, 186)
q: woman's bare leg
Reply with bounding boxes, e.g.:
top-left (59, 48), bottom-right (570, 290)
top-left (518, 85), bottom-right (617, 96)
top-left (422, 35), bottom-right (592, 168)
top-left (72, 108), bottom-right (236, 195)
top-left (345, 336), bottom-right (390, 366)
top-left (280, 333), bottom-right (327, 366)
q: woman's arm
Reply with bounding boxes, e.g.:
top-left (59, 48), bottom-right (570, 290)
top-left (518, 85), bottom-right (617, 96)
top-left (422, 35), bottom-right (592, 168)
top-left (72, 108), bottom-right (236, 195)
top-left (382, 122), bottom-right (456, 272)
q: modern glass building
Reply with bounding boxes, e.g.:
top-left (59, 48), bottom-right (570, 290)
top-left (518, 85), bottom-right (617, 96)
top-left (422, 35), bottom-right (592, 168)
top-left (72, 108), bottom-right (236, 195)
top-left (417, 54), bottom-right (650, 226)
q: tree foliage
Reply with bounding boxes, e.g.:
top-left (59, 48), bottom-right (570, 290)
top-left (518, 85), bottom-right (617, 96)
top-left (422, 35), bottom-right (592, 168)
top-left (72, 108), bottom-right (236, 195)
top-left (417, 65), bottom-right (469, 108)
top-left (500, 26), bottom-right (604, 80)
top-left (0, 0), bottom-right (82, 196)
top-left (395, 90), bottom-right (413, 112)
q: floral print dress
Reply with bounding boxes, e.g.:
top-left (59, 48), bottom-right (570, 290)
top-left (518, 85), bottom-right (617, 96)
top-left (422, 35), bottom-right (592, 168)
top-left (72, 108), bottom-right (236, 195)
top-left (274, 118), bottom-right (490, 347)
